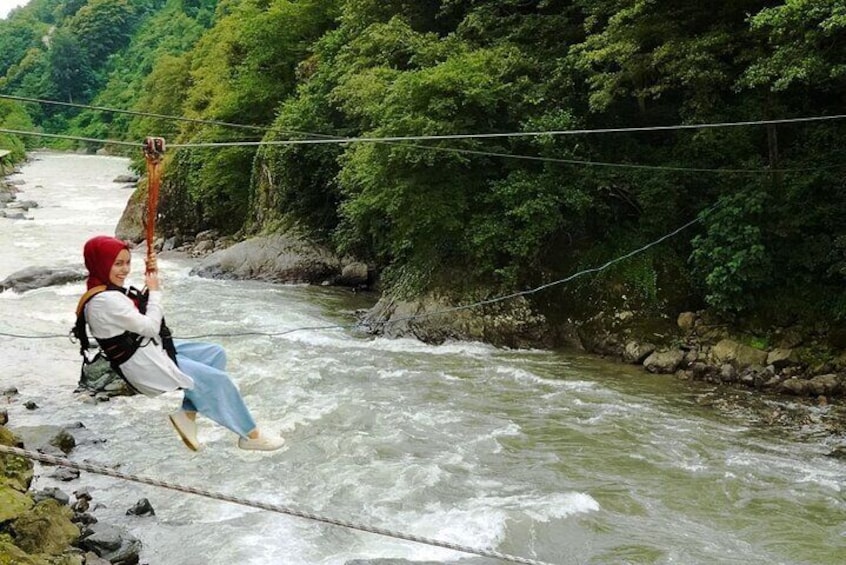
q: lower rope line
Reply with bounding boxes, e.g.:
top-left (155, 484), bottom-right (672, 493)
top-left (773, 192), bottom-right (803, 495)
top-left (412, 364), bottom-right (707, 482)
top-left (0, 445), bottom-right (555, 565)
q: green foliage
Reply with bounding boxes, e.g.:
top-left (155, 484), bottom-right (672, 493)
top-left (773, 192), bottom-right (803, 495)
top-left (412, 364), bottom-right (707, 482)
top-left (0, 100), bottom-right (35, 159)
top-left (741, 0), bottom-right (846, 92)
top-left (148, 0), bottom-right (340, 234)
top-left (691, 189), bottom-right (772, 314)
top-left (66, 0), bottom-right (140, 65)
top-left (2, 0), bottom-right (846, 331)
top-left (46, 28), bottom-right (94, 103)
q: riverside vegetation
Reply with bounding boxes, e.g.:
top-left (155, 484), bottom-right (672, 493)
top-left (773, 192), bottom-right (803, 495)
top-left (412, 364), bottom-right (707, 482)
top-left (1, 4), bottom-right (845, 396)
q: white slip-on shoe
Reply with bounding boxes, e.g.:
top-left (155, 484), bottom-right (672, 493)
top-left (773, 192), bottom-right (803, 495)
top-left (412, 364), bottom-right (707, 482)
top-left (169, 411), bottom-right (200, 451)
top-left (237, 433), bottom-right (285, 452)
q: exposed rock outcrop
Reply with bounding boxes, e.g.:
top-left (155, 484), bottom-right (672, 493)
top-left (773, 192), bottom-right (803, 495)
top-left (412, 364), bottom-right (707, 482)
top-left (359, 294), bottom-right (556, 349)
top-left (190, 233), bottom-right (371, 288)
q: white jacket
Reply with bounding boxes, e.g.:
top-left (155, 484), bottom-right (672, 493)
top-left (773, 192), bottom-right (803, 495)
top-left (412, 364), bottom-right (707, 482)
top-left (84, 290), bottom-right (194, 396)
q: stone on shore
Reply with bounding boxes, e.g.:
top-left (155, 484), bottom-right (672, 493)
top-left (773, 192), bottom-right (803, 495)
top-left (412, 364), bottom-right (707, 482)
top-left (643, 349), bottom-right (685, 374)
top-left (0, 265), bottom-right (86, 293)
top-left (190, 233), bottom-right (371, 288)
top-left (711, 339), bottom-right (768, 369)
top-left (79, 523), bottom-right (142, 565)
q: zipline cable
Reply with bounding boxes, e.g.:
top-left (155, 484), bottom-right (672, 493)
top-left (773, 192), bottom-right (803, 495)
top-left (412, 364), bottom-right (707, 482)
top-left (4, 95), bottom-right (843, 172)
top-left (0, 445), bottom-right (556, 565)
top-left (1, 125), bottom-right (835, 174)
top-left (168, 113), bottom-right (846, 148)
top-left (0, 94), bottom-right (274, 134)
top-left (0, 208), bottom-right (706, 341)
top-left (5, 93), bottom-right (845, 140)
top-left (0, 127), bottom-right (140, 148)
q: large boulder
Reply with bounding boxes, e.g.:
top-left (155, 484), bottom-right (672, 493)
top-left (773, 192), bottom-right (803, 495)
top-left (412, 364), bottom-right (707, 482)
top-left (79, 523), bottom-right (142, 565)
top-left (643, 349), bottom-right (685, 374)
top-left (711, 339), bottom-right (768, 369)
top-left (77, 356), bottom-right (136, 398)
top-left (114, 185), bottom-right (146, 243)
top-left (0, 266), bottom-right (86, 293)
top-left (190, 233), bottom-right (369, 288)
top-left (360, 294), bottom-right (552, 348)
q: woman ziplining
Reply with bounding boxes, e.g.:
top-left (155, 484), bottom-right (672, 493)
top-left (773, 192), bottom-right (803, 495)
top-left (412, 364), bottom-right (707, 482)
top-left (71, 138), bottom-right (284, 452)
top-left (74, 236), bottom-right (285, 452)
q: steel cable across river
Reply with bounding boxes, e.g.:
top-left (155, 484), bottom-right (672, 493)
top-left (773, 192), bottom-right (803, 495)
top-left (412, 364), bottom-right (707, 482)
top-left (1, 152), bottom-right (844, 563)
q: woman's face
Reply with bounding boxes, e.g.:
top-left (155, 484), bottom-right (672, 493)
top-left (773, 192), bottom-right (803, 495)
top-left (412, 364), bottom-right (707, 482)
top-left (109, 249), bottom-right (131, 286)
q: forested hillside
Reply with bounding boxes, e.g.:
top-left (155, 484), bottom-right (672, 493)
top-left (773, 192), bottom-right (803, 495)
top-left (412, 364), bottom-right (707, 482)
top-left (2, 0), bottom-right (845, 344)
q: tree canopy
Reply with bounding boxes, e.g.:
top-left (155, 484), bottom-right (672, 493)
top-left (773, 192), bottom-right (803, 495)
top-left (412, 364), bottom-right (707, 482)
top-left (1, 0), bottom-right (845, 332)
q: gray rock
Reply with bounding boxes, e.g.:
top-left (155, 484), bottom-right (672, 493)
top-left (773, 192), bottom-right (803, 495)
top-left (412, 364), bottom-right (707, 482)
top-left (83, 552), bottom-right (111, 565)
top-left (1, 211), bottom-right (27, 220)
top-left (7, 199), bottom-right (38, 210)
top-left (33, 487), bottom-right (71, 506)
top-left (78, 355), bottom-right (136, 398)
top-left (338, 261), bottom-right (370, 287)
top-left (50, 467), bottom-right (80, 481)
top-left (361, 293), bottom-right (551, 348)
top-left (36, 444), bottom-right (66, 463)
top-left (0, 265), bottom-right (86, 293)
top-left (767, 348), bottom-right (799, 369)
top-left (711, 339), bottom-right (768, 368)
top-left (24, 400), bottom-right (38, 410)
top-left (113, 174), bottom-right (138, 183)
top-left (808, 374), bottom-right (840, 396)
top-left (126, 498), bottom-right (155, 516)
top-left (624, 341), bottom-right (656, 364)
top-left (193, 239), bottom-right (215, 254)
top-left (49, 429), bottom-right (76, 454)
top-left (643, 349), bottom-right (685, 374)
top-left (80, 523), bottom-right (142, 565)
top-left (720, 364), bottom-right (737, 382)
top-left (190, 233), bottom-right (342, 285)
top-left (677, 311), bottom-right (696, 331)
top-left (779, 378), bottom-right (809, 395)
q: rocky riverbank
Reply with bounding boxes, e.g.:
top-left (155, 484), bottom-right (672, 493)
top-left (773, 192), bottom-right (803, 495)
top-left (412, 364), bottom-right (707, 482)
top-left (359, 293), bottom-right (846, 436)
top-left (0, 394), bottom-right (145, 565)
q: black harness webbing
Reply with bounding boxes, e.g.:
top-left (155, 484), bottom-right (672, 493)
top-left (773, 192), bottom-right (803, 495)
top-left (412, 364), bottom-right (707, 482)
top-left (72, 285), bottom-right (179, 390)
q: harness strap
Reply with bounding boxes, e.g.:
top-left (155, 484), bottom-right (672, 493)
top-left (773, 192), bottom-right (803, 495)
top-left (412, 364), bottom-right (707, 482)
top-left (75, 285), bottom-right (108, 318)
top-left (72, 285), bottom-right (179, 368)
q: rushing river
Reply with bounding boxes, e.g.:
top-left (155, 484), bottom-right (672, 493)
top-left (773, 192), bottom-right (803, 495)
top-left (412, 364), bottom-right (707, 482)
top-left (1, 152), bottom-right (844, 565)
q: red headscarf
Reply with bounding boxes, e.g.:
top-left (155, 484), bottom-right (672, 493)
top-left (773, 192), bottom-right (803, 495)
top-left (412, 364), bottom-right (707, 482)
top-left (83, 235), bottom-right (130, 290)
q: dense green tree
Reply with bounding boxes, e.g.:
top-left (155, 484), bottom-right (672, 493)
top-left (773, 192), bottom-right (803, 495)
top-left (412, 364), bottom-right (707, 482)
top-left (0, 12), bottom-right (46, 78)
top-left (67, 0), bottom-right (140, 67)
top-left (47, 28), bottom-right (94, 103)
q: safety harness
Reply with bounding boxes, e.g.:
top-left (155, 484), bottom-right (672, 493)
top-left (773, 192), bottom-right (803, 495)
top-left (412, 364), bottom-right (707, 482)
top-left (72, 285), bottom-right (178, 390)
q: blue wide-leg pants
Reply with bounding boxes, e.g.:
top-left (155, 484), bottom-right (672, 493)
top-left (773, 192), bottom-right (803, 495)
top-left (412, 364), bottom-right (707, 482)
top-left (174, 341), bottom-right (256, 438)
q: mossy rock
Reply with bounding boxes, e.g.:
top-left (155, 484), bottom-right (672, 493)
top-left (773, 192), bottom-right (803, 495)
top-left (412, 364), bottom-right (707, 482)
top-left (0, 486), bottom-right (33, 523)
top-left (0, 536), bottom-right (45, 565)
top-left (11, 500), bottom-right (79, 555)
top-left (0, 536), bottom-right (82, 565)
top-left (0, 427), bottom-right (34, 492)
